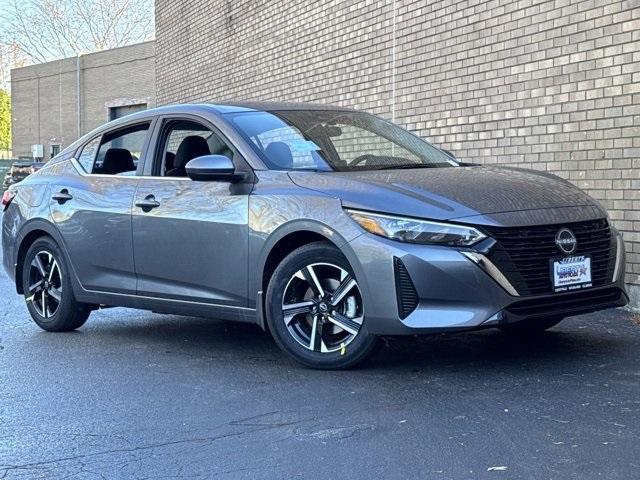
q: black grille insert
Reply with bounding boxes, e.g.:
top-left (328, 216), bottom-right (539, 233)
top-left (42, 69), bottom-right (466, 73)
top-left (394, 257), bottom-right (419, 319)
top-left (506, 287), bottom-right (625, 319)
top-left (484, 219), bottom-right (615, 296)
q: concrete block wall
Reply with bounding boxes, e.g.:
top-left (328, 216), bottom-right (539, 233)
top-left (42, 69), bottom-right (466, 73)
top-left (11, 41), bottom-right (156, 158)
top-left (161, 0), bottom-right (640, 304)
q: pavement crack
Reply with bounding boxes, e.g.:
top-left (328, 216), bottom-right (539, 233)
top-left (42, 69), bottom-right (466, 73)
top-left (0, 415), bottom-right (312, 476)
top-left (0, 431), bottom-right (249, 473)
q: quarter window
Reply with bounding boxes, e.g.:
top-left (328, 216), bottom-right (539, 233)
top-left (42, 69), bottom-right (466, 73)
top-left (77, 137), bottom-right (100, 173)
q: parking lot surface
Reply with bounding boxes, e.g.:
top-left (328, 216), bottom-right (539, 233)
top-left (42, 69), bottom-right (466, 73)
top-left (0, 264), bottom-right (639, 479)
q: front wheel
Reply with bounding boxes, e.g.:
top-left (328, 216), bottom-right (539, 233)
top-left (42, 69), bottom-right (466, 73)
top-left (266, 242), bottom-right (378, 369)
top-left (22, 236), bottom-right (91, 332)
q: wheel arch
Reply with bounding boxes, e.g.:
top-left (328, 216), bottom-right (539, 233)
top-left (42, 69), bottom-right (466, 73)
top-left (255, 220), bottom-right (365, 331)
top-left (14, 219), bottom-right (70, 295)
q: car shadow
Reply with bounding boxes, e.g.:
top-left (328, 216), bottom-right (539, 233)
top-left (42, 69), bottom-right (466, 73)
top-left (368, 327), bottom-right (622, 370)
top-left (37, 308), bottom-right (630, 375)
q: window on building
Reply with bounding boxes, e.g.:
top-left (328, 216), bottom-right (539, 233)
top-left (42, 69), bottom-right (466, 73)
top-left (109, 103), bottom-right (147, 121)
top-left (50, 144), bottom-right (61, 159)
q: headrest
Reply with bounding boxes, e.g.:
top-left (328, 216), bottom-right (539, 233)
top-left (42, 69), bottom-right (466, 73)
top-left (102, 148), bottom-right (135, 175)
top-left (264, 141), bottom-right (294, 169)
top-left (175, 136), bottom-right (210, 170)
top-left (165, 151), bottom-right (176, 171)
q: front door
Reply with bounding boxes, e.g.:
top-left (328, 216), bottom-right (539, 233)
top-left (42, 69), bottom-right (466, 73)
top-left (132, 118), bottom-right (251, 306)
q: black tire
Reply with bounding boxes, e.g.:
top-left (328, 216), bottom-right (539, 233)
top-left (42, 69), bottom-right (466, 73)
top-left (265, 242), bottom-right (378, 369)
top-left (499, 316), bottom-right (564, 336)
top-left (22, 236), bottom-right (90, 332)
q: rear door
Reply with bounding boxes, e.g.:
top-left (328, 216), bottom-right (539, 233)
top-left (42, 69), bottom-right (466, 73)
top-left (50, 121), bottom-right (153, 294)
top-left (131, 115), bottom-right (251, 306)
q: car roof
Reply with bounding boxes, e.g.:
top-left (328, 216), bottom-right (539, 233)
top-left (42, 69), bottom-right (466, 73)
top-left (110, 101), bottom-right (356, 118)
top-left (211, 101), bottom-right (358, 113)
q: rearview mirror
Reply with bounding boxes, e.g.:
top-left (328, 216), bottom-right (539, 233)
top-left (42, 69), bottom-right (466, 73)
top-left (185, 155), bottom-right (236, 181)
top-left (321, 126), bottom-right (342, 137)
top-left (441, 148), bottom-right (456, 160)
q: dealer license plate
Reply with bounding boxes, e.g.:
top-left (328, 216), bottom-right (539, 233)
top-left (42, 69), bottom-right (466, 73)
top-left (552, 256), bottom-right (592, 293)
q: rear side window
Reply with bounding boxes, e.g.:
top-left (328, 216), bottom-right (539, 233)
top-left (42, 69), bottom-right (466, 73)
top-left (76, 123), bottom-right (150, 175)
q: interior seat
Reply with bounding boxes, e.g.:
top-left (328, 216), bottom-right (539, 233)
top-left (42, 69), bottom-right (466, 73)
top-left (166, 136), bottom-right (210, 177)
top-left (264, 141), bottom-right (294, 169)
top-left (164, 151), bottom-right (176, 173)
top-left (102, 148), bottom-right (135, 175)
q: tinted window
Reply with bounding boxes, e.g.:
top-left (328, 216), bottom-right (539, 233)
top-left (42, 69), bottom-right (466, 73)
top-left (91, 123), bottom-right (150, 175)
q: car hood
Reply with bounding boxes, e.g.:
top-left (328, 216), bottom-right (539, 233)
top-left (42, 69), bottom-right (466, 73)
top-left (289, 166), bottom-right (605, 225)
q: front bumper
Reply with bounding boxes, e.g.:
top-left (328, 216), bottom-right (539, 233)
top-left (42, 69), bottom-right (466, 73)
top-left (1, 207), bottom-right (19, 284)
top-left (345, 231), bottom-right (628, 335)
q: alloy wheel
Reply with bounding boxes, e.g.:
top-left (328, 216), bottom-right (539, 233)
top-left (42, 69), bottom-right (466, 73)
top-left (27, 250), bottom-right (62, 319)
top-left (281, 262), bottom-right (363, 353)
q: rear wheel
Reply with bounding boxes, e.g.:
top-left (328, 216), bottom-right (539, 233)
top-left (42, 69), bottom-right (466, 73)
top-left (266, 242), bottom-right (378, 369)
top-left (499, 316), bottom-right (564, 336)
top-left (22, 236), bottom-right (90, 332)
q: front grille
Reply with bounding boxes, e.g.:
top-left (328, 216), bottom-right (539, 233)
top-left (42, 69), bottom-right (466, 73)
top-left (484, 219), bottom-right (616, 296)
top-left (394, 257), bottom-right (419, 319)
top-left (506, 287), bottom-right (625, 319)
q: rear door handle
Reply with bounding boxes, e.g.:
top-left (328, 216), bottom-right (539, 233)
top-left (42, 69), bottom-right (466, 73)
top-left (52, 189), bottom-right (73, 204)
top-left (135, 195), bottom-right (160, 212)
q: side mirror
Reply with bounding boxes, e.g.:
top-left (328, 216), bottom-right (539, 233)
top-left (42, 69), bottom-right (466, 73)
top-left (185, 155), bottom-right (236, 182)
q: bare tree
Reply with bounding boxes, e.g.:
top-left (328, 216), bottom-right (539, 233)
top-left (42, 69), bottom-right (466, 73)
top-left (0, 42), bottom-right (29, 90)
top-left (0, 0), bottom-right (155, 64)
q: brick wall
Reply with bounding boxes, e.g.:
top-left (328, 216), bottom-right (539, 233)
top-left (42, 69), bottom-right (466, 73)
top-left (157, 0), bottom-right (639, 300)
top-left (11, 41), bottom-right (156, 158)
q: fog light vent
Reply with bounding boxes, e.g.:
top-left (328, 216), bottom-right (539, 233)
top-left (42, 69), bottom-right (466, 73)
top-left (394, 257), bottom-right (418, 319)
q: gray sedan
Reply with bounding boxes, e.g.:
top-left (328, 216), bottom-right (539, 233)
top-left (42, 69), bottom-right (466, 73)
top-left (1, 103), bottom-right (628, 368)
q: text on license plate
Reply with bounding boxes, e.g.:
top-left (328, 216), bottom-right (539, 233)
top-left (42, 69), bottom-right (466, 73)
top-left (552, 256), bottom-right (592, 292)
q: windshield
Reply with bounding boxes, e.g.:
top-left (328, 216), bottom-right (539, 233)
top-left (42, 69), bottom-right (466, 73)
top-left (226, 110), bottom-right (457, 171)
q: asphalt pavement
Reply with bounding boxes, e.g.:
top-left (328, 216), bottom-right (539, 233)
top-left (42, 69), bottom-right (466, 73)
top-left (0, 256), bottom-right (639, 479)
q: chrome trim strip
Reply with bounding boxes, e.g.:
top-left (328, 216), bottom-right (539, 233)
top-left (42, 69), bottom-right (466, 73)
top-left (613, 234), bottom-right (624, 283)
top-left (461, 251), bottom-right (520, 297)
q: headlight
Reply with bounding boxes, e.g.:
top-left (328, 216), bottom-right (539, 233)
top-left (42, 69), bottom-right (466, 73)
top-left (345, 209), bottom-right (487, 246)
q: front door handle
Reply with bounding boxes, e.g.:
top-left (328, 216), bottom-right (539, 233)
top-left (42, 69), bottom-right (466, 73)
top-left (135, 195), bottom-right (160, 212)
top-left (52, 189), bottom-right (73, 204)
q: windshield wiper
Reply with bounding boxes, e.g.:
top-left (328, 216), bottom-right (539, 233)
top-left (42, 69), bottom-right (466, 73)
top-left (372, 163), bottom-right (450, 170)
top-left (289, 167), bottom-right (330, 172)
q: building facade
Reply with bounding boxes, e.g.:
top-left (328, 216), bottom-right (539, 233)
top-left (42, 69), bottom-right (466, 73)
top-left (156, 0), bottom-right (640, 306)
top-left (11, 41), bottom-right (155, 159)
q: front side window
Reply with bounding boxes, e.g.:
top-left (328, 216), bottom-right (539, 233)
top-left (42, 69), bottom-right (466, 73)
top-left (226, 110), bottom-right (456, 172)
top-left (88, 123), bottom-right (150, 175)
top-left (156, 120), bottom-right (233, 177)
